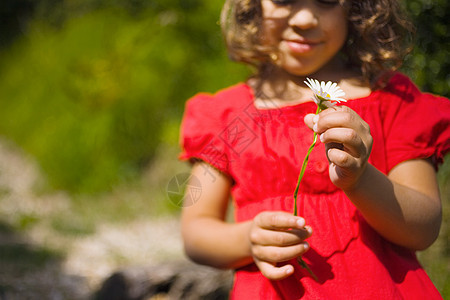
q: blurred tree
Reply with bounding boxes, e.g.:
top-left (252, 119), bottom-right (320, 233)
top-left (401, 0), bottom-right (450, 98)
top-left (0, 0), bottom-right (249, 194)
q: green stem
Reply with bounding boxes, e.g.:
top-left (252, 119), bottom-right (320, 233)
top-left (293, 106), bottom-right (321, 216)
top-left (293, 106), bottom-right (321, 281)
top-left (293, 131), bottom-right (318, 216)
top-left (297, 256), bottom-right (319, 282)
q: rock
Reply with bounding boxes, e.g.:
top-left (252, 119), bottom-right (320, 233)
top-left (95, 261), bottom-right (233, 300)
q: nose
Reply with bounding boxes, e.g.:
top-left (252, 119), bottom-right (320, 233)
top-left (288, 6), bottom-right (318, 29)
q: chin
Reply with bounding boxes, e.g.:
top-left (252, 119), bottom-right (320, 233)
top-left (284, 66), bottom-right (321, 77)
top-left (281, 55), bottom-right (338, 78)
top-left (278, 59), bottom-right (321, 77)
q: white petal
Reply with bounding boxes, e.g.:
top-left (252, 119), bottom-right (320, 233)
top-left (320, 81), bottom-right (327, 94)
top-left (306, 78), bottom-right (319, 94)
top-left (314, 79), bottom-right (321, 90)
top-left (308, 78), bottom-right (317, 90)
top-left (334, 90), bottom-right (345, 98)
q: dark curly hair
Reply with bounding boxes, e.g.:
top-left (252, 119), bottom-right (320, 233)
top-left (220, 0), bottom-right (414, 86)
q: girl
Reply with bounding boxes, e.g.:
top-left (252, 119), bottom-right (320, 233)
top-left (179, 0), bottom-right (450, 298)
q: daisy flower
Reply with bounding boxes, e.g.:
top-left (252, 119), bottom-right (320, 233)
top-left (304, 77), bottom-right (347, 110)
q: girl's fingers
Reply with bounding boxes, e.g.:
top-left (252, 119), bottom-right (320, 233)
top-left (304, 113), bottom-right (315, 130)
top-left (252, 242), bottom-right (310, 264)
top-left (312, 106), bottom-right (372, 164)
top-left (315, 105), bottom-right (352, 119)
top-left (255, 211), bottom-right (306, 230)
top-left (320, 127), bottom-right (367, 158)
top-left (314, 111), bottom-right (356, 133)
top-left (327, 148), bottom-right (359, 169)
top-left (255, 260), bottom-right (294, 281)
top-left (310, 106), bottom-right (373, 190)
top-left (314, 107), bottom-right (370, 138)
top-left (250, 226), bottom-right (312, 246)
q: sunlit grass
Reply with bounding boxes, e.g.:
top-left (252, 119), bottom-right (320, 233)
top-left (38, 142), bottom-right (187, 240)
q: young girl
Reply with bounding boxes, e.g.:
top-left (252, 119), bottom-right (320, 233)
top-left (179, 0), bottom-right (450, 298)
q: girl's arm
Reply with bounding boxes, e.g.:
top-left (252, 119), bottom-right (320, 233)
top-left (345, 159), bottom-right (441, 250)
top-left (181, 162), bottom-right (252, 269)
top-left (305, 107), bottom-right (442, 250)
top-left (181, 162), bottom-right (311, 280)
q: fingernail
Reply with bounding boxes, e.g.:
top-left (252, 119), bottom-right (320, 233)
top-left (302, 242), bottom-right (309, 250)
top-left (313, 123), bottom-right (318, 132)
top-left (285, 265), bottom-right (294, 275)
top-left (313, 115), bottom-right (319, 123)
top-left (297, 218), bottom-right (305, 227)
top-left (305, 226), bottom-right (313, 235)
top-left (319, 133), bottom-right (324, 142)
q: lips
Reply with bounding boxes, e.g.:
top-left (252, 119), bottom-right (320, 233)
top-left (285, 39), bottom-right (321, 54)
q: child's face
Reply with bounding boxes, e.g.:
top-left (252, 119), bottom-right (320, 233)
top-left (261, 0), bottom-right (348, 76)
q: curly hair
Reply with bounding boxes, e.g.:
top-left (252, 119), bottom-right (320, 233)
top-left (220, 0), bottom-right (414, 86)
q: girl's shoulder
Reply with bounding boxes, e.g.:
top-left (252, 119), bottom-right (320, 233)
top-left (382, 72), bottom-right (421, 99)
top-left (186, 83), bottom-right (253, 112)
top-left (180, 83), bottom-right (254, 174)
top-left (375, 72), bottom-right (449, 109)
top-left (373, 72), bottom-right (450, 170)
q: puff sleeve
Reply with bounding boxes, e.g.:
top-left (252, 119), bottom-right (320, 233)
top-left (179, 93), bottom-right (231, 175)
top-left (381, 74), bottom-right (450, 172)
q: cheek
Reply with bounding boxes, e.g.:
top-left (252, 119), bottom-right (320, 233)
top-left (337, 10), bottom-right (348, 43)
top-left (324, 15), bottom-right (348, 49)
top-left (260, 2), bottom-right (288, 46)
top-left (335, 25), bottom-right (348, 49)
top-left (261, 19), bottom-right (284, 46)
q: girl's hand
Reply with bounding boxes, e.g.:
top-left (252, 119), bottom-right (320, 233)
top-left (304, 106), bottom-right (373, 191)
top-left (248, 211), bottom-right (312, 280)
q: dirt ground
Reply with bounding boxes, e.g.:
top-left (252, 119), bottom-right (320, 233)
top-left (0, 139), bottom-right (184, 299)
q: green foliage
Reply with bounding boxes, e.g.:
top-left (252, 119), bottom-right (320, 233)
top-left (401, 0), bottom-right (450, 98)
top-left (0, 3), bottom-right (249, 194)
top-left (0, 10), bottom-right (161, 193)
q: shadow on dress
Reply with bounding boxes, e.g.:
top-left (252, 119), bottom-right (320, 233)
top-left (270, 235), bottom-right (358, 299)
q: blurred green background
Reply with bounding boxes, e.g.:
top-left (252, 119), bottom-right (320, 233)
top-left (0, 0), bottom-right (448, 297)
top-left (0, 0), bottom-right (251, 194)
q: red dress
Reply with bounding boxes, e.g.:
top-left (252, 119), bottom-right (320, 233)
top-left (179, 73), bottom-right (450, 299)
